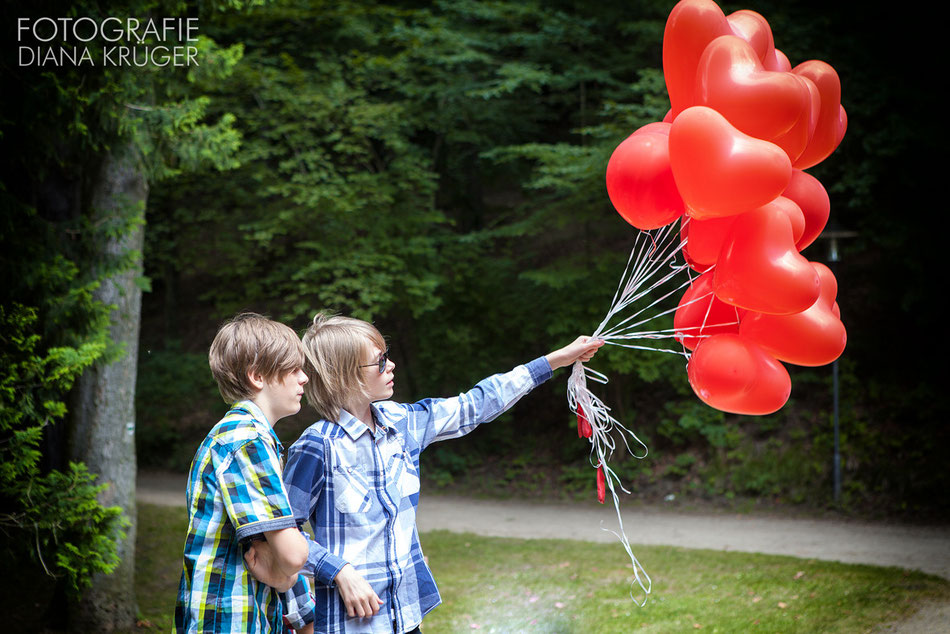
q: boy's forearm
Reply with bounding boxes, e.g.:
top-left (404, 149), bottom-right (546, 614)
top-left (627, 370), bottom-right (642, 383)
top-left (266, 527), bottom-right (309, 576)
top-left (244, 540), bottom-right (300, 591)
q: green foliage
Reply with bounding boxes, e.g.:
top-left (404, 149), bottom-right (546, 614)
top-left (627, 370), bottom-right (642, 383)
top-left (135, 342), bottom-right (222, 470)
top-left (0, 306), bottom-right (125, 594)
top-left (657, 401), bottom-right (733, 449)
top-left (1, 0), bottom-right (255, 609)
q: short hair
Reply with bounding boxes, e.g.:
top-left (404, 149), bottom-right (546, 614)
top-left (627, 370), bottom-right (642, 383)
top-left (301, 312), bottom-right (387, 422)
top-left (208, 313), bottom-right (305, 403)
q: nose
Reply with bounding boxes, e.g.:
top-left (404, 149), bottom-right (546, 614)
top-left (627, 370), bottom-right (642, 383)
top-left (387, 358), bottom-right (395, 372)
top-left (298, 369), bottom-right (309, 384)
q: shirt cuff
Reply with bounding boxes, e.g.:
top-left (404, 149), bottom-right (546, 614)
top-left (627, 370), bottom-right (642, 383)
top-left (234, 515), bottom-right (298, 542)
top-left (308, 539), bottom-right (349, 586)
top-left (525, 356), bottom-right (553, 386)
top-left (282, 575), bottom-right (315, 629)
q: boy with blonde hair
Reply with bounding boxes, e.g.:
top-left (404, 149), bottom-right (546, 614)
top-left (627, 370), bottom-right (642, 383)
top-left (175, 313), bottom-right (315, 633)
top-left (283, 312), bottom-right (602, 633)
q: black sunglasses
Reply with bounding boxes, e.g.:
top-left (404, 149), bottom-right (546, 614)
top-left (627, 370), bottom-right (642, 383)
top-left (359, 346), bottom-right (390, 374)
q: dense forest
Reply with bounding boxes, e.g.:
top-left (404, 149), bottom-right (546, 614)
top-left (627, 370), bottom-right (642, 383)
top-left (1, 0), bottom-right (944, 628)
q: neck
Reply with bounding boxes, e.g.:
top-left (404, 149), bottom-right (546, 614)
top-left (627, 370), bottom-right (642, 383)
top-left (248, 397), bottom-right (275, 428)
top-left (346, 399), bottom-right (375, 432)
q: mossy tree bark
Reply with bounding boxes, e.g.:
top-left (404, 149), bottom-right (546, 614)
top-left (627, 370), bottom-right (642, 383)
top-left (68, 143), bottom-right (147, 631)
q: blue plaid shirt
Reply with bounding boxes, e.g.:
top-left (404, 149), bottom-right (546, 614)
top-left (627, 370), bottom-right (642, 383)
top-left (283, 358), bottom-right (552, 633)
top-left (176, 400), bottom-right (315, 633)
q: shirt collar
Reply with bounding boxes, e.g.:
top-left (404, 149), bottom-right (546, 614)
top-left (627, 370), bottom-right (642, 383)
top-left (337, 405), bottom-right (392, 440)
top-left (231, 399), bottom-right (283, 450)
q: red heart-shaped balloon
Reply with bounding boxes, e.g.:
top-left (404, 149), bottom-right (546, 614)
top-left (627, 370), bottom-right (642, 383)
top-left (727, 10), bottom-right (775, 67)
top-left (674, 269), bottom-right (742, 350)
top-left (663, 0), bottom-right (731, 117)
top-left (606, 123), bottom-right (685, 230)
top-left (681, 213), bottom-right (738, 268)
top-left (683, 196), bottom-right (801, 269)
top-left (714, 200), bottom-right (820, 314)
top-left (769, 196), bottom-right (805, 244)
top-left (633, 122), bottom-right (672, 137)
top-left (769, 74), bottom-right (820, 162)
top-left (695, 36), bottom-right (813, 153)
top-left (670, 106), bottom-right (792, 219)
top-left (792, 60), bottom-right (844, 169)
top-left (836, 104), bottom-right (848, 146)
top-left (782, 170), bottom-right (830, 252)
top-left (765, 48), bottom-right (792, 72)
top-left (687, 333), bottom-right (791, 415)
top-left (740, 262), bottom-right (846, 366)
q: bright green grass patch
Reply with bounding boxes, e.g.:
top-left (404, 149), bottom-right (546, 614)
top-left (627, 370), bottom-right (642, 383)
top-left (136, 505), bottom-right (949, 632)
top-left (422, 530), bottom-right (950, 633)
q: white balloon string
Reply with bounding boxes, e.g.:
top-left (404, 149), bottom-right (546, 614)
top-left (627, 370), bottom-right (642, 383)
top-left (567, 220), bottom-right (703, 605)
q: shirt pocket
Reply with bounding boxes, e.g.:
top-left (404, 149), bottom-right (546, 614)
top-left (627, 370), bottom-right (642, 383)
top-left (395, 449), bottom-right (420, 498)
top-left (332, 464), bottom-right (373, 514)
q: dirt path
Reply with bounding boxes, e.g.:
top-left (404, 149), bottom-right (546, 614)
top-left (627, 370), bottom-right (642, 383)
top-left (138, 470), bottom-right (950, 632)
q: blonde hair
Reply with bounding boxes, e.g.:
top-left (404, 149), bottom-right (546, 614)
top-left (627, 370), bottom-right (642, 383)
top-left (301, 312), bottom-right (386, 422)
top-left (209, 313), bottom-right (305, 403)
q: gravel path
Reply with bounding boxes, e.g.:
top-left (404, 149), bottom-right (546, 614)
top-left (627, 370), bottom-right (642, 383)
top-left (138, 470), bottom-right (950, 631)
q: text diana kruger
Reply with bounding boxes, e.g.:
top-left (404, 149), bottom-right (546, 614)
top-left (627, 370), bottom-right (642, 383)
top-left (17, 17), bottom-right (200, 67)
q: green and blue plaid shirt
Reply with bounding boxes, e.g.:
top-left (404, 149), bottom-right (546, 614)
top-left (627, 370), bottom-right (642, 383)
top-left (175, 400), bottom-right (314, 633)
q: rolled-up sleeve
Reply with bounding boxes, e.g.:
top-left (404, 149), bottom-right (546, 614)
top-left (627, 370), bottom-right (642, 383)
top-left (219, 437), bottom-right (297, 542)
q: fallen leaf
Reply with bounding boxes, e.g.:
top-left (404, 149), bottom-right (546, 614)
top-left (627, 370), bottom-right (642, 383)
top-left (555, 602), bottom-right (565, 609)
top-left (752, 596), bottom-right (762, 603)
top-left (793, 571), bottom-right (805, 580)
top-left (528, 596), bottom-right (539, 603)
top-left (778, 602), bottom-right (788, 609)
top-left (693, 623), bottom-right (702, 629)
top-left (559, 561), bottom-right (571, 568)
top-left (470, 624), bottom-right (480, 630)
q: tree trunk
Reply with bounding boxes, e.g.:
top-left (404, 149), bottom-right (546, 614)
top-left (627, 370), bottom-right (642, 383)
top-left (68, 143), bottom-right (148, 631)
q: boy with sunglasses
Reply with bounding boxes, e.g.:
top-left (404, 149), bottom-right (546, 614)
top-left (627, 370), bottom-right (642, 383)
top-left (281, 312), bottom-right (602, 633)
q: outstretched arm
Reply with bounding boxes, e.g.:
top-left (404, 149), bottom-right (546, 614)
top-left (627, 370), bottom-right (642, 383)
top-left (397, 335), bottom-right (605, 450)
top-left (545, 336), bottom-right (605, 371)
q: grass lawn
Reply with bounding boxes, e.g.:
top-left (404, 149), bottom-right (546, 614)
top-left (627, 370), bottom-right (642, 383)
top-left (137, 503), bottom-right (949, 632)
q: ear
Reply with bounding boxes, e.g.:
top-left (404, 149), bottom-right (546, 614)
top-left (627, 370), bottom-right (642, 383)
top-left (246, 369), bottom-right (266, 392)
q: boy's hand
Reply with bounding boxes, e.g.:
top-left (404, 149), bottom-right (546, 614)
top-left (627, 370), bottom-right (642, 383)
top-left (545, 336), bottom-right (605, 371)
top-left (244, 540), bottom-right (298, 592)
top-left (335, 563), bottom-right (384, 618)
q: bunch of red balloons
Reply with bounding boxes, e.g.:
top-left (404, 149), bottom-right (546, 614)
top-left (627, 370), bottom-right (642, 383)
top-left (605, 0), bottom-right (847, 415)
